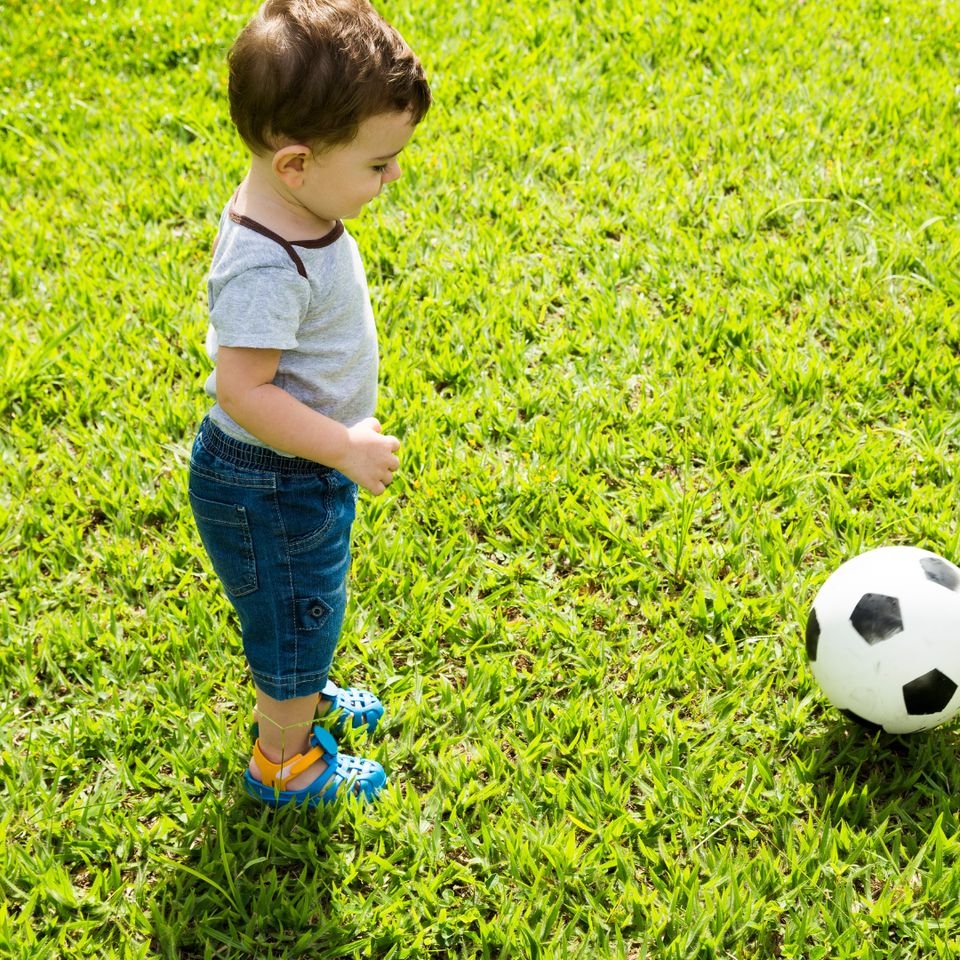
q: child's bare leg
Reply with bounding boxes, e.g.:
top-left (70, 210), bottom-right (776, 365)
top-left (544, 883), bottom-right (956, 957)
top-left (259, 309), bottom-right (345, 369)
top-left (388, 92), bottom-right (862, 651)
top-left (250, 686), bottom-right (327, 790)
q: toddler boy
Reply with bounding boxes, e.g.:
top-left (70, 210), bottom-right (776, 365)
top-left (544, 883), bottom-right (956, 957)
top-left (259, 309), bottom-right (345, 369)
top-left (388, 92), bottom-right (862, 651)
top-left (188, 0), bottom-right (430, 806)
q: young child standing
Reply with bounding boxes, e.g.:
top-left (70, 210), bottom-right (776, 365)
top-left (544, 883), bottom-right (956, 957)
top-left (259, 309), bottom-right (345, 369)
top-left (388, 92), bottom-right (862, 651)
top-left (189, 0), bottom-right (430, 807)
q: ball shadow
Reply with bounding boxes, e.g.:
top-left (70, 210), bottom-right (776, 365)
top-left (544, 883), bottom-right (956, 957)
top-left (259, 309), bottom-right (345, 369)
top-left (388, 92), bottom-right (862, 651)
top-left (800, 714), bottom-right (960, 836)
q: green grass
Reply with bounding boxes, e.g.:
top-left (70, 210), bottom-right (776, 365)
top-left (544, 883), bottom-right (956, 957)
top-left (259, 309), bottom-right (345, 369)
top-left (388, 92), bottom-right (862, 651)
top-left (3, 0), bottom-right (960, 956)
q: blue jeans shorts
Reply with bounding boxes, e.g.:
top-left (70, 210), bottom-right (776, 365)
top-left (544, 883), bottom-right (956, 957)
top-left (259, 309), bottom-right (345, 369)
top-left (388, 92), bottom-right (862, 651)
top-left (188, 417), bottom-right (357, 701)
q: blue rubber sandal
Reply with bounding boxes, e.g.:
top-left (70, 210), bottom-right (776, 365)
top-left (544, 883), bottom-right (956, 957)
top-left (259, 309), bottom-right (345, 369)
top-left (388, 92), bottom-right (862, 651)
top-left (321, 679), bottom-right (385, 737)
top-left (243, 726), bottom-right (386, 808)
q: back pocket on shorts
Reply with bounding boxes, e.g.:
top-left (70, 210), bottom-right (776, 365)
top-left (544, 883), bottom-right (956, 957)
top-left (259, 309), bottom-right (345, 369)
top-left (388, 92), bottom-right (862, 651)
top-left (189, 493), bottom-right (259, 598)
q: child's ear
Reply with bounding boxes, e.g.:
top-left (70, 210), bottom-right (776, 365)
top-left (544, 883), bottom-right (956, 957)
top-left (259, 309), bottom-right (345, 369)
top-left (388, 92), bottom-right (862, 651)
top-left (273, 145), bottom-right (310, 186)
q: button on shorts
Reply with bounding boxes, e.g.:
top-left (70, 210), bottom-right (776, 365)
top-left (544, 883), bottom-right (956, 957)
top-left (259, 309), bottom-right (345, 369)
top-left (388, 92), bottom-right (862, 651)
top-left (188, 417), bottom-right (357, 701)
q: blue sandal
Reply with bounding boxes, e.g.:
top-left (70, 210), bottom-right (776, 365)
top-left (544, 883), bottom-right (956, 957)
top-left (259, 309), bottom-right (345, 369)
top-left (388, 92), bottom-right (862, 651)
top-left (243, 726), bottom-right (386, 808)
top-left (321, 679), bottom-right (384, 737)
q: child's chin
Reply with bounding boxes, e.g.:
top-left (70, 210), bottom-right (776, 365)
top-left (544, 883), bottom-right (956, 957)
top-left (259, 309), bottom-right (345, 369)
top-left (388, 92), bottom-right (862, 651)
top-left (354, 196), bottom-right (381, 216)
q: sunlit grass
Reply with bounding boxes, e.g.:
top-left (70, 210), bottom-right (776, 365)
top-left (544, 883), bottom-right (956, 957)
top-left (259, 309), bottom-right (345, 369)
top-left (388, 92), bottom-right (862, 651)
top-left (3, 0), bottom-right (960, 956)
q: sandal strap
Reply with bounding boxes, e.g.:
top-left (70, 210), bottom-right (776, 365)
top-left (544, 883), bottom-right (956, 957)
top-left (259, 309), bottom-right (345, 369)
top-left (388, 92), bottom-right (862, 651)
top-left (253, 740), bottom-right (325, 790)
top-left (312, 725), bottom-right (339, 754)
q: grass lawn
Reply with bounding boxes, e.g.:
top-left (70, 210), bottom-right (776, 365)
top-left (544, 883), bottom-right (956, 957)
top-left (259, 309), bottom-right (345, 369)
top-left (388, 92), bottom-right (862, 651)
top-left (3, 0), bottom-right (960, 956)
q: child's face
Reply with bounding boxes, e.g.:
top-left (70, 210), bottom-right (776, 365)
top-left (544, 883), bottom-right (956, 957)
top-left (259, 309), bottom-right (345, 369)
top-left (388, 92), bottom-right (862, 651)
top-left (298, 110), bottom-right (418, 222)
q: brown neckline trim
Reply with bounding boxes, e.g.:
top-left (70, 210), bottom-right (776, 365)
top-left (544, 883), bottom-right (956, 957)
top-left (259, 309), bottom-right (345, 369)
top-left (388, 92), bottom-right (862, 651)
top-left (292, 222), bottom-right (345, 248)
top-left (227, 207), bottom-right (344, 279)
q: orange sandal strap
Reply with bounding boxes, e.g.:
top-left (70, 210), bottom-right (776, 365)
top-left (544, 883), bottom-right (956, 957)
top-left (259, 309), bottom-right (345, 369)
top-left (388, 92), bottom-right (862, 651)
top-left (253, 739), bottom-right (325, 790)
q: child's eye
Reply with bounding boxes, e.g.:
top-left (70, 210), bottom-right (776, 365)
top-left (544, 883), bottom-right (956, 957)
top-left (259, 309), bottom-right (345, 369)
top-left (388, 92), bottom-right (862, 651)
top-left (372, 164), bottom-right (388, 173)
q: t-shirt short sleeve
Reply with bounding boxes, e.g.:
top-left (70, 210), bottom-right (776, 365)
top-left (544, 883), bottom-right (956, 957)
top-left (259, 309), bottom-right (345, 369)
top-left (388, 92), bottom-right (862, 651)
top-left (209, 266), bottom-right (311, 350)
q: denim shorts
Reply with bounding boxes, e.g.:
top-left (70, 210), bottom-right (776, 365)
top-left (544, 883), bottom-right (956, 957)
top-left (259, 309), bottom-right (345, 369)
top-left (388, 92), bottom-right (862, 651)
top-left (188, 417), bottom-right (357, 701)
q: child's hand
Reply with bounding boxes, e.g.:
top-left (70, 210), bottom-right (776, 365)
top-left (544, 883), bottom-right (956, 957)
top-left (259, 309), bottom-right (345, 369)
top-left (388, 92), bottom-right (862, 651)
top-left (339, 418), bottom-right (401, 495)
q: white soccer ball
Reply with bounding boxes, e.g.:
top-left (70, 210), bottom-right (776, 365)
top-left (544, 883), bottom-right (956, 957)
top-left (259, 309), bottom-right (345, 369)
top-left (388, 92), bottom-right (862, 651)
top-left (806, 546), bottom-right (960, 734)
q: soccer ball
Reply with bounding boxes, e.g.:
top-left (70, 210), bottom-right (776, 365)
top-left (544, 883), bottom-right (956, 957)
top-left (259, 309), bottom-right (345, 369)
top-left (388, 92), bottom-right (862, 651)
top-left (806, 546), bottom-right (960, 734)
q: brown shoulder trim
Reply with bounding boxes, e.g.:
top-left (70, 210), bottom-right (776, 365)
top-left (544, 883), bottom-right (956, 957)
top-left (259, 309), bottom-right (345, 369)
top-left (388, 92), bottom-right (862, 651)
top-left (228, 210), bottom-right (308, 279)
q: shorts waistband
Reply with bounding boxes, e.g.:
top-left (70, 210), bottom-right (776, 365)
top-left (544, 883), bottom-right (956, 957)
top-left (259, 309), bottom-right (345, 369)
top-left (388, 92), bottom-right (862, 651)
top-left (199, 417), bottom-right (330, 477)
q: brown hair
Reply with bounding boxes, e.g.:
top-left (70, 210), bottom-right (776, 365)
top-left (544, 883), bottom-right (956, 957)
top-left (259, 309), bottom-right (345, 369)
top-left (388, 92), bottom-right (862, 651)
top-left (228, 0), bottom-right (431, 155)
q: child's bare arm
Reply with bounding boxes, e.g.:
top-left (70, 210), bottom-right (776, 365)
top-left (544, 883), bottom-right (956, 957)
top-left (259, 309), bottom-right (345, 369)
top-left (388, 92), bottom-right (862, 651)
top-left (216, 345), bottom-right (400, 495)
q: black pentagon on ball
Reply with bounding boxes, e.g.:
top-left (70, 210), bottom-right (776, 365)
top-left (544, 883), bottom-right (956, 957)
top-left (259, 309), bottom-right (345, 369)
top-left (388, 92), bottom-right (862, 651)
top-left (920, 556), bottom-right (960, 592)
top-left (903, 669), bottom-right (958, 716)
top-left (850, 593), bottom-right (903, 645)
top-left (805, 608), bottom-right (820, 661)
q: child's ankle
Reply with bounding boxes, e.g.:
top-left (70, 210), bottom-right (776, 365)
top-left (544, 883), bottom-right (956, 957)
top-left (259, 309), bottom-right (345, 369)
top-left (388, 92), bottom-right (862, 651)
top-left (257, 735), bottom-right (310, 765)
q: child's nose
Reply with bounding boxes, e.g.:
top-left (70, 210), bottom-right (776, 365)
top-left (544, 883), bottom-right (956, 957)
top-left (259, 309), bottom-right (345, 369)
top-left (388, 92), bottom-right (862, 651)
top-left (382, 159), bottom-right (401, 184)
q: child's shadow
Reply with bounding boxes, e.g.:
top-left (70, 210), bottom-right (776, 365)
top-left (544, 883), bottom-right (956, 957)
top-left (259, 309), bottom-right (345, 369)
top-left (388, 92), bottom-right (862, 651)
top-left (148, 766), bottom-right (380, 958)
top-left (801, 718), bottom-right (960, 839)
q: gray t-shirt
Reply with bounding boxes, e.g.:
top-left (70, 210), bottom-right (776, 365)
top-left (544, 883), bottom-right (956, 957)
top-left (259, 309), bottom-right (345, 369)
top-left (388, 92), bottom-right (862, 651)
top-left (204, 201), bottom-right (378, 453)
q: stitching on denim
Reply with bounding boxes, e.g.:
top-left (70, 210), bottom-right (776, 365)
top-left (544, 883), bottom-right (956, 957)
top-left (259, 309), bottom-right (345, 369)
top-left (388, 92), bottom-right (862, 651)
top-left (189, 459), bottom-right (277, 491)
top-left (272, 483), bottom-right (300, 685)
top-left (285, 485), bottom-right (337, 556)
top-left (251, 668), bottom-right (331, 699)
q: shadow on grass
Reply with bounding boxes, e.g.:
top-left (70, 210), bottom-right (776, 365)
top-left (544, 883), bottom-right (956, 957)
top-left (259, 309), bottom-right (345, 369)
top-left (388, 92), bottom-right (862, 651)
top-left (800, 717), bottom-right (960, 838)
top-left (147, 771), bottom-right (380, 960)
